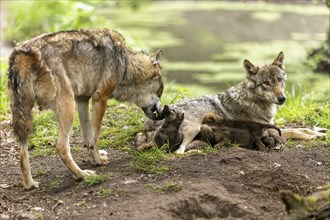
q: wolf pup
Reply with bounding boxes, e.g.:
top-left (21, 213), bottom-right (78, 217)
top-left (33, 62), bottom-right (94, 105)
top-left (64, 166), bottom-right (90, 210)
top-left (7, 29), bottom-right (165, 189)
top-left (154, 105), bottom-right (184, 152)
top-left (200, 112), bottom-right (283, 151)
top-left (136, 52), bottom-right (287, 154)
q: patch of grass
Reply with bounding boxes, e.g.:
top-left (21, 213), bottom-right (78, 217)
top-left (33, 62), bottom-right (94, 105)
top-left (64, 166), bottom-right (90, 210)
top-left (0, 59), bottom-right (9, 120)
top-left (131, 147), bottom-right (171, 174)
top-left (34, 170), bottom-right (49, 178)
top-left (32, 146), bottom-right (56, 157)
top-left (30, 211), bottom-right (44, 220)
top-left (4, 1), bottom-right (106, 45)
top-left (82, 173), bottom-right (113, 187)
top-left (44, 179), bottom-right (62, 189)
top-left (97, 188), bottom-right (119, 198)
top-left (276, 83), bottom-right (330, 128)
top-left (99, 100), bottom-right (145, 150)
top-left (30, 111), bottom-right (58, 146)
top-left (29, 110), bottom-right (81, 154)
top-left (148, 181), bottom-right (183, 193)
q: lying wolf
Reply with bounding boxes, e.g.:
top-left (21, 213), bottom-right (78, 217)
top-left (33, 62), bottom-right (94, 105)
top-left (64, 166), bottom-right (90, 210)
top-left (8, 29), bottom-right (165, 189)
top-left (135, 51), bottom-right (325, 154)
top-left (199, 112), bottom-right (283, 151)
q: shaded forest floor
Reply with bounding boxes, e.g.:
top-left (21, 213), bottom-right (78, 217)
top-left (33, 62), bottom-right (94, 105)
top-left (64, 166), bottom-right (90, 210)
top-left (1, 119), bottom-right (329, 220)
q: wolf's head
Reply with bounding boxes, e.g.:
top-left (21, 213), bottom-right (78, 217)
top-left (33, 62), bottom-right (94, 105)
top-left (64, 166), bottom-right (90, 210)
top-left (123, 49), bottom-right (164, 120)
top-left (243, 52), bottom-right (287, 105)
top-left (163, 105), bottom-right (184, 126)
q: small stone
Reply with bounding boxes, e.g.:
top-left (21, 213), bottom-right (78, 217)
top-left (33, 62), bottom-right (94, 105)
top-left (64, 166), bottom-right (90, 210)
top-left (58, 199), bottom-right (65, 205)
top-left (0, 183), bottom-right (10, 189)
top-left (274, 163), bottom-right (281, 168)
top-left (83, 193), bottom-right (89, 197)
top-left (31, 207), bottom-right (44, 211)
top-left (0, 214), bottom-right (10, 219)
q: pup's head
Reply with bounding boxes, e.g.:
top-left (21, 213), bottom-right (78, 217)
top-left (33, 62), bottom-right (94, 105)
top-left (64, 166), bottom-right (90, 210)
top-left (243, 51), bottom-right (287, 105)
top-left (163, 105), bottom-right (184, 125)
top-left (201, 112), bottom-right (224, 125)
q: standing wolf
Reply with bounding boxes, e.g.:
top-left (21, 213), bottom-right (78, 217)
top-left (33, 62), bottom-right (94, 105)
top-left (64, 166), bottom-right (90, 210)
top-left (8, 29), bottom-right (165, 189)
top-left (136, 52), bottom-right (287, 153)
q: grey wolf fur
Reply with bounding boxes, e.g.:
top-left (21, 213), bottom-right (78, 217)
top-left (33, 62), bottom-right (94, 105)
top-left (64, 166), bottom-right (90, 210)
top-left (7, 29), bottom-right (165, 189)
top-left (154, 105), bottom-right (184, 152)
top-left (199, 112), bottom-right (283, 151)
top-left (136, 51), bottom-right (287, 154)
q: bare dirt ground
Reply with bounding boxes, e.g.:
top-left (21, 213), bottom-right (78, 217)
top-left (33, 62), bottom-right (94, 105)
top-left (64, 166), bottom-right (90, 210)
top-left (0, 120), bottom-right (329, 220)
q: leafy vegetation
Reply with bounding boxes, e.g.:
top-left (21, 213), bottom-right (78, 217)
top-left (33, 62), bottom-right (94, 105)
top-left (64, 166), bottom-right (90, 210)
top-left (130, 147), bottom-right (172, 174)
top-left (3, 1), bottom-right (106, 45)
top-left (0, 59), bottom-right (9, 120)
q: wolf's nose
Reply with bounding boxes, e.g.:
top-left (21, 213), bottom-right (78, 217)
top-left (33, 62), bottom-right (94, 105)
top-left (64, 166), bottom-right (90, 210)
top-left (277, 96), bottom-right (286, 104)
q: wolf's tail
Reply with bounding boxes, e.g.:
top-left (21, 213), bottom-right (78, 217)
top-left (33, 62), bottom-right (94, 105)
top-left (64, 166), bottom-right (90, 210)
top-left (7, 50), bottom-right (36, 143)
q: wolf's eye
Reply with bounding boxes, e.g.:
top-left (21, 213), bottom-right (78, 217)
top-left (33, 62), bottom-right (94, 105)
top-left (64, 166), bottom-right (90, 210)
top-left (278, 78), bottom-right (283, 82)
top-left (263, 81), bottom-right (271, 86)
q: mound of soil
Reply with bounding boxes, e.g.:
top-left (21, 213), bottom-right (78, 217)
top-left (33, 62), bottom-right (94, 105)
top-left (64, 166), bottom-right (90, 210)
top-left (0, 120), bottom-right (329, 220)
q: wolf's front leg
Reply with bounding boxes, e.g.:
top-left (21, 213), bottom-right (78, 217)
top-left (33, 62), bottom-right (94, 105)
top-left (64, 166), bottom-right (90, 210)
top-left (175, 120), bottom-right (201, 154)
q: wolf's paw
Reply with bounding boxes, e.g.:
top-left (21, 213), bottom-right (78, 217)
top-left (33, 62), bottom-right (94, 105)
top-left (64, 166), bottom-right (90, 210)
top-left (89, 150), bottom-right (109, 166)
top-left (23, 180), bottom-right (39, 190)
top-left (99, 150), bottom-right (109, 164)
top-left (175, 147), bottom-right (186, 155)
top-left (80, 170), bottom-right (97, 179)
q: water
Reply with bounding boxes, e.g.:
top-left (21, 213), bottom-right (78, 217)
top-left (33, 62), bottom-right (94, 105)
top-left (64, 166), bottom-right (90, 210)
top-left (99, 2), bottom-right (329, 95)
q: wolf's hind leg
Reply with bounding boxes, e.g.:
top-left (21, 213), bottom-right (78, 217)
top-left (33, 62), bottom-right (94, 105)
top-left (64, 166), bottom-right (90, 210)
top-left (76, 98), bottom-right (94, 149)
top-left (20, 140), bottom-right (39, 190)
top-left (55, 91), bottom-right (96, 179)
top-left (281, 128), bottom-right (326, 140)
top-left (175, 120), bottom-right (200, 154)
top-left (90, 94), bottom-right (109, 165)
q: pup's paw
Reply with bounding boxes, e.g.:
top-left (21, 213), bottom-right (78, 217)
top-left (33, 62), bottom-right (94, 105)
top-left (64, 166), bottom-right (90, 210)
top-left (23, 180), bottom-right (40, 190)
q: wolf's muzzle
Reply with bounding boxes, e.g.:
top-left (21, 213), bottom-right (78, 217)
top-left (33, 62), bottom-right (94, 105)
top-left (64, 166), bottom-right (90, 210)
top-left (277, 96), bottom-right (286, 105)
top-left (142, 103), bottom-right (164, 120)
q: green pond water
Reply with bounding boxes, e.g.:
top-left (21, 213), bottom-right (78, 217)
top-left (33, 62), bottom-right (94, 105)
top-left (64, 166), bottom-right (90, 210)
top-left (99, 1), bottom-right (329, 96)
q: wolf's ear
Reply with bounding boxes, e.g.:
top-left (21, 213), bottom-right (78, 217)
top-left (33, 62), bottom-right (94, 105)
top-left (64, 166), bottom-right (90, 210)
top-left (153, 49), bottom-right (163, 65)
top-left (243, 59), bottom-right (258, 75)
top-left (180, 113), bottom-right (184, 120)
top-left (272, 51), bottom-right (284, 69)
